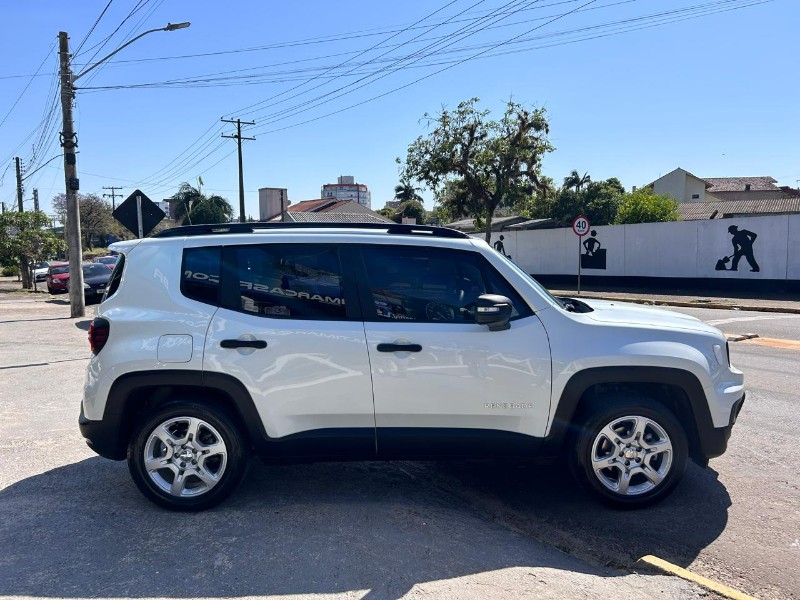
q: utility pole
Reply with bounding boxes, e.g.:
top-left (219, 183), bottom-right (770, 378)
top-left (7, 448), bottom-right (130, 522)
top-left (58, 31), bottom-right (85, 318)
top-left (33, 189), bottom-right (39, 212)
top-left (15, 157), bottom-right (24, 212)
top-left (221, 118), bottom-right (255, 223)
top-left (102, 186), bottom-right (123, 210)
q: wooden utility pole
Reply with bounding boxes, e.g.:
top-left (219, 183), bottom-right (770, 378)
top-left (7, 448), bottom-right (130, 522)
top-left (15, 157), bottom-right (23, 212)
top-left (102, 186), bottom-right (123, 210)
top-left (58, 31), bottom-right (85, 318)
top-left (221, 118), bottom-right (255, 223)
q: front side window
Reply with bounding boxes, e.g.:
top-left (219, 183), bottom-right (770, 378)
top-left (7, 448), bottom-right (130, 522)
top-left (362, 246), bottom-right (531, 323)
top-left (233, 245), bottom-right (346, 320)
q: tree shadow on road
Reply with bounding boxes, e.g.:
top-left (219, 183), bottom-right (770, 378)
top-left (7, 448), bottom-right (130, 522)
top-left (0, 457), bottom-right (729, 599)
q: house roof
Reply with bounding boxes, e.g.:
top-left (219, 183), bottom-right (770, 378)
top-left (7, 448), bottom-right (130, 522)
top-left (704, 176), bottom-right (779, 193)
top-left (286, 198), bottom-right (338, 212)
top-left (283, 212), bottom-right (393, 224)
top-left (645, 167), bottom-right (712, 189)
top-left (445, 215), bottom-right (531, 232)
top-left (678, 197), bottom-right (800, 220)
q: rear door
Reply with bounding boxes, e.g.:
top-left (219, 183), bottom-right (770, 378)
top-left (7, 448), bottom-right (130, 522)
top-left (356, 245), bottom-right (552, 458)
top-left (202, 243), bottom-right (376, 458)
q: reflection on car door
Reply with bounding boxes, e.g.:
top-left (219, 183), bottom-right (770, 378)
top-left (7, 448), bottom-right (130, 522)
top-left (356, 245), bottom-right (552, 458)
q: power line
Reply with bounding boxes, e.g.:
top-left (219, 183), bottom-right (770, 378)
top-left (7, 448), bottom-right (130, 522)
top-left (74, 0), bottom-right (115, 55)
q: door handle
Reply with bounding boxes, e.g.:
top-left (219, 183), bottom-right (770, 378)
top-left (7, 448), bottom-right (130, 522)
top-left (220, 339), bottom-right (267, 349)
top-left (377, 343), bottom-right (422, 353)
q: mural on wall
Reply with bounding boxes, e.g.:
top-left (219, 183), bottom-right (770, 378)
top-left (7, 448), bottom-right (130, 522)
top-left (580, 230), bottom-right (607, 270)
top-left (492, 235), bottom-right (512, 260)
top-left (715, 225), bottom-right (760, 272)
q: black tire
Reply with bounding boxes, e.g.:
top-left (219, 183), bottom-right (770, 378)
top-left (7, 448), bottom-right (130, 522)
top-left (571, 393), bottom-right (688, 509)
top-left (127, 402), bottom-right (248, 511)
top-left (47, 285), bottom-right (54, 294)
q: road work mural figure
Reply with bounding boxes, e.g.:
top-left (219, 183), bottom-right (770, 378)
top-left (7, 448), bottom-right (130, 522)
top-left (581, 230), bottom-right (607, 270)
top-left (492, 235), bottom-right (512, 260)
top-left (715, 225), bottom-right (760, 272)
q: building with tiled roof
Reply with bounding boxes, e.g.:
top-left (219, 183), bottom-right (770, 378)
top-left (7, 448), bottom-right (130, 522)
top-left (271, 198), bottom-right (393, 224)
top-left (678, 197), bottom-right (800, 220)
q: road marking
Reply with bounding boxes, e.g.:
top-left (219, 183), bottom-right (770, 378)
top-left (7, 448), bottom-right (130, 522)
top-left (707, 315), bottom-right (800, 326)
top-left (739, 337), bottom-right (800, 350)
top-left (636, 555), bottom-right (758, 600)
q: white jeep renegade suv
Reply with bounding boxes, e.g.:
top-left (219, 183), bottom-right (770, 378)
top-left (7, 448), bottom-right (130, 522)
top-left (80, 222), bottom-right (745, 511)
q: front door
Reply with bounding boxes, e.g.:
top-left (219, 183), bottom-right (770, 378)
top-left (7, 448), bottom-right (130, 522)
top-left (356, 245), bottom-right (552, 458)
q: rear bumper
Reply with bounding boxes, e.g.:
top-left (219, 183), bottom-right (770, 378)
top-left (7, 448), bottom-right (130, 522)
top-left (79, 405), bottom-right (126, 460)
top-left (697, 392), bottom-right (745, 461)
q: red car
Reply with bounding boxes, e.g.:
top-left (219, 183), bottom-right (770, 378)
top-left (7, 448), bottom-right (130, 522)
top-left (46, 263), bottom-right (70, 294)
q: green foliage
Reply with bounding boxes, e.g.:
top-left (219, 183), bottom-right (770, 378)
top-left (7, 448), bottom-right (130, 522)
top-left (393, 199), bottom-right (426, 224)
top-left (615, 188), bottom-right (679, 224)
top-left (527, 175), bottom-right (625, 226)
top-left (2, 265), bottom-right (19, 276)
top-left (170, 183), bottom-right (234, 225)
top-left (401, 97), bottom-right (552, 242)
top-left (0, 211), bottom-right (65, 287)
top-left (52, 193), bottom-right (115, 249)
top-left (393, 181), bottom-right (423, 203)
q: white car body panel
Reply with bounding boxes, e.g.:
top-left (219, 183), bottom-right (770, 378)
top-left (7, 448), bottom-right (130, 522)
top-left (203, 308), bottom-right (375, 438)
top-left (364, 316), bottom-right (551, 436)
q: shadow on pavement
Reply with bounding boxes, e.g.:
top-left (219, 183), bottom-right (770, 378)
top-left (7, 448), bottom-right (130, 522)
top-left (0, 457), bottom-right (729, 598)
top-left (74, 319), bottom-right (91, 331)
top-left (428, 460), bottom-right (731, 569)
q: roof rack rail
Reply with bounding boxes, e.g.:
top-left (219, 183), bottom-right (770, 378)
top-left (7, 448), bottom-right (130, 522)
top-left (153, 221), bottom-right (470, 239)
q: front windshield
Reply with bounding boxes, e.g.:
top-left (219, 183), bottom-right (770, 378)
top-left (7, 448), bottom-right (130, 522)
top-left (51, 266), bottom-right (69, 275)
top-left (493, 252), bottom-right (565, 309)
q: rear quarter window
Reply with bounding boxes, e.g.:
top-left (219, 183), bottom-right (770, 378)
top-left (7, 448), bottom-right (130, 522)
top-left (181, 247), bottom-right (221, 306)
top-left (102, 254), bottom-right (126, 302)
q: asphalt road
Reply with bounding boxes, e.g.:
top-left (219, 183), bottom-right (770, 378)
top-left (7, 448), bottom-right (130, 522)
top-left (1, 294), bottom-right (798, 599)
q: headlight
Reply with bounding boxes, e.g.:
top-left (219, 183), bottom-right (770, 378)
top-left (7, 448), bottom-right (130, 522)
top-left (83, 283), bottom-right (91, 289)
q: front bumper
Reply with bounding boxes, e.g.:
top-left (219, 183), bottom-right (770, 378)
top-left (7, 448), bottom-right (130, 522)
top-left (698, 392), bottom-right (745, 461)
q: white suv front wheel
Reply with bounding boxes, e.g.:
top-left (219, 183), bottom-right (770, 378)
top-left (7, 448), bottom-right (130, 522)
top-left (127, 402), bottom-right (247, 511)
top-left (572, 395), bottom-right (688, 509)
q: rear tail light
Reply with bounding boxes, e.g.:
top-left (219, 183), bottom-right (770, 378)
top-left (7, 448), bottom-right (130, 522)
top-left (88, 318), bottom-right (110, 354)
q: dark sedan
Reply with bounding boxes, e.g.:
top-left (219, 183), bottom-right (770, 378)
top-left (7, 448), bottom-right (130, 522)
top-left (68, 263), bottom-right (113, 303)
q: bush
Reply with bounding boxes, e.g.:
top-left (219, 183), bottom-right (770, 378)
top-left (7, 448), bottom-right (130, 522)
top-left (2, 265), bottom-right (20, 276)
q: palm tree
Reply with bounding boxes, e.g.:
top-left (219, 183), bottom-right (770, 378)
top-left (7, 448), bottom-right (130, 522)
top-left (393, 180), bottom-right (423, 203)
top-left (170, 183), bottom-right (234, 225)
top-left (563, 170), bottom-right (591, 193)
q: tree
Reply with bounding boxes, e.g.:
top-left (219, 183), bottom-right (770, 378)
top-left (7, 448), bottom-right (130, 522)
top-left (527, 176), bottom-right (625, 226)
top-left (0, 211), bottom-right (64, 290)
top-left (582, 178), bottom-right (625, 226)
top-left (393, 180), bottom-right (423, 203)
top-left (615, 188), bottom-right (679, 224)
top-left (401, 98), bottom-right (553, 242)
top-left (52, 193), bottom-right (114, 250)
top-left (563, 170), bottom-right (591, 193)
top-left (169, 183), bottom-right (234, 225)
top-left (393, 199), bottom-right (426, 224)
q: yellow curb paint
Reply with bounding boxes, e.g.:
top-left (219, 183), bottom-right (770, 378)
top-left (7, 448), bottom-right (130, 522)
top-left (636, 555), bottom-right (759, 600)
top-left (739, 337), bottom-right (800, 350)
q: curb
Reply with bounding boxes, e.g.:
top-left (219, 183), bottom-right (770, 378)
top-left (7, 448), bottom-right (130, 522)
top-left (636, 555), bottom-right (759, 600)
top-left (566, 294), bottom-right (800, 314)
top-left (727, 333), bottom-right (759, 342)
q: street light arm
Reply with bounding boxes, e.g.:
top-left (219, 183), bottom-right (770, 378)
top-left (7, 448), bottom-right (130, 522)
top-left (73, 22), bottom-right (190, 83)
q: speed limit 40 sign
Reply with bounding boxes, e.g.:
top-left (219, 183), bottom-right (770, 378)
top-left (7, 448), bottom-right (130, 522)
top-left (572, 215), bottom-right (590, 236)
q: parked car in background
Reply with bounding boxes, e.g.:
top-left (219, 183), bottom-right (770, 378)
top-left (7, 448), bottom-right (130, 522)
top-left (33, 261), bottom-right (52, 282)
top-left (46, 263), bottom-right (69, 293)
top-left (93, 255), bottom-right (119, 267)
top-left (70, 263), bottom-right (114, 303)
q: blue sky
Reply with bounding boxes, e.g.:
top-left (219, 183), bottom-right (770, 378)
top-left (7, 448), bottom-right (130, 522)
top-left (1, 0), bottom-right (797, 220)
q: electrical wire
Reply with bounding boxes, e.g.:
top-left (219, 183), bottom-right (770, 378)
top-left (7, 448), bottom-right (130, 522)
top-left (74, 0), bottom-right (116, 56)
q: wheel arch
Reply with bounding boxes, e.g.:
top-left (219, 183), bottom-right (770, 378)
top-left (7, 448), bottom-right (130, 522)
top-left (542, 366), bottom-right (714, 464)
top-left (86, 370), bottom-right (266, 460)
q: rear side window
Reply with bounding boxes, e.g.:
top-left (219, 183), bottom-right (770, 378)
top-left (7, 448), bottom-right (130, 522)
top-left (182, 247), bottom-right (221, 305)
top-left (102, 254), bottom-right (125, 301)
top-left (232, 244), bottom-right (346, 320)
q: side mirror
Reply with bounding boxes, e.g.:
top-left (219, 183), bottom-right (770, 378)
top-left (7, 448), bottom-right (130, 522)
top-left (473, 294), bottom-right (513, 331)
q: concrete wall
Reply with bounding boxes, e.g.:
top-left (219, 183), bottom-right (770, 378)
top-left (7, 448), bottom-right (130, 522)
top-left (481, 214), bottom-right (798, 282)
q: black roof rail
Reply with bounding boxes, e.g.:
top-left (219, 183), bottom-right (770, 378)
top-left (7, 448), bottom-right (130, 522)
top-left (153, 221), bottom-right (469, 239)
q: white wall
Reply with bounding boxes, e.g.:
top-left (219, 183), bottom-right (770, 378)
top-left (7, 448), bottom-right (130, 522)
top-left (482, 214), bottom-right (798, 281)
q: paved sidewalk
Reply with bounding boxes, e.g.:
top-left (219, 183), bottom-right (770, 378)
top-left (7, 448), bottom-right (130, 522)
top-left (547, 284), bottom-right (800, 313)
